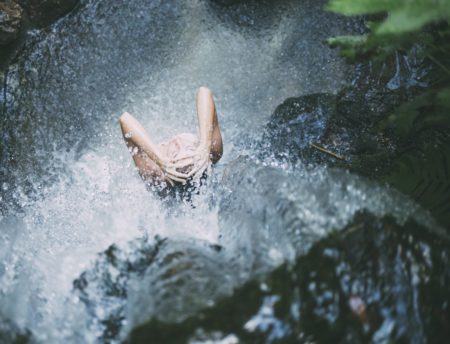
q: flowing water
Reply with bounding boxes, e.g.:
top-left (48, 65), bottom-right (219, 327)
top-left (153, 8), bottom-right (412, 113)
top-left (0, 0), bottom-right (440, 343)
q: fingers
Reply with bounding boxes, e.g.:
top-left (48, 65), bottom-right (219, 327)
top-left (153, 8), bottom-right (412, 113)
top-left (164, 166), bottom-right (191, 179)
top-left (186, 159), bottom-right (209, 178)
top-left (170, 158), bottom-right (195, 169)
top-left (165, 177), bottom-right (175, 186)
top-left (170, 154), bottom-right (195, 163)
top-left (165, 173), bottom-right (186, 184)
top-left (162, 155), bottom-right (211, 185)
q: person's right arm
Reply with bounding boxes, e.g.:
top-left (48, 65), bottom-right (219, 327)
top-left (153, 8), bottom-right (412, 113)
top-left (119, 112), bottom-right (164, 165)
top-left (119, 112), bottom-right (189, 183)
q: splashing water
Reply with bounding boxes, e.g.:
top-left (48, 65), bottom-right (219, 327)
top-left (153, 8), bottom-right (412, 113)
top-left (0, 0), bottom-right (436, 342)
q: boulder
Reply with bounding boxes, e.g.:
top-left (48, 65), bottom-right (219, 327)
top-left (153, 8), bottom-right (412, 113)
top-left (263, 63), bottom-right (450, 229)
top-left (73, 236), bottom-right (227, 342)
top-left (263, 83), bottom-right (410, 171)
top-left (128, 212), bottom-right (450, 343)
top-left (19, 0), bottom-right (79, 27)
top-left (210, 0), bottom-right (243, 5)
top-left (0, 317), bottom-right (30, 344)
top-left (264, 93), bottom-right (339, 165)
top-left (0, 1), bottom-right (23, 45)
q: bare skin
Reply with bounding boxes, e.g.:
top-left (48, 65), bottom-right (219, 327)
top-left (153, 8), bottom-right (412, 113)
top-left (119, 86), bottom-right (223, 186)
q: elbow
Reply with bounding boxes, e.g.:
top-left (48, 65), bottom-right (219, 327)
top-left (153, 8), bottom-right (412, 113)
top-left (119, 111), bottom-right (130, 124)
top-left (198, 86), bottom-right (212, 96)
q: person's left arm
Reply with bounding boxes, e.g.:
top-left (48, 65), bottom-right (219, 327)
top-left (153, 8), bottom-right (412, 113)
top-left (171, 87), bottom-right (222, 177)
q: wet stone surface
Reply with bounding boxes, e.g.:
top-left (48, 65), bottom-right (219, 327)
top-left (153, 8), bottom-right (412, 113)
top-left (72, 236), bottom-right (230, 342)
top-left (0, 1), bottom-right (23, 45)
top-left (262, 66), bottom-right (415, 175)
top-left (19, 0), bottom-right (79, 28)
top-left (0, 317), bottom-right (30, 344)
top-left (128, 212), bottom-right (450, 343)
top-left (262, 53), bottom-right (450, 230)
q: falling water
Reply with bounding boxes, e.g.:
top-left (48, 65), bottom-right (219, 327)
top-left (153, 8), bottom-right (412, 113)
top-left (0, 0), bottom-right (437, 343)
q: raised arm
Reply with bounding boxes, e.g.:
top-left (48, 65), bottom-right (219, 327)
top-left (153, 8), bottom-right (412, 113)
top-left (169, 87), bottom-right (223, 179)
top-left (119, 112), bottom-right (188, 183)
top-left (196, 86), bottom-right (223, 163)
top-left (119, 112), bottom-right (164, 166)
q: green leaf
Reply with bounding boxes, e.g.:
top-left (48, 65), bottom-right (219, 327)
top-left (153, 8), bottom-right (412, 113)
top-left (377, 9), bottom-right (444, 34)
top-left (326, 0), bottom-right (396, 15)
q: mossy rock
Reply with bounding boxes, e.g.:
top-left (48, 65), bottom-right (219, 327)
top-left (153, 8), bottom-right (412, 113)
top-left (263, 81), bottom-right (450, 230)
top-left (127, 212), bottom-right (450, 343)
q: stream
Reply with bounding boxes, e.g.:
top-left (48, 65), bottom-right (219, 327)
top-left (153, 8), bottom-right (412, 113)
top-left (1, 1), bottom-right (448, 343)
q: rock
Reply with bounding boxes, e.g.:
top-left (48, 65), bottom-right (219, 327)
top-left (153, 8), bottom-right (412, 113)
top-left (127, 212), bottom-right (450, 343)
top-left (19, 0), bottom-right (79, 27)
top-left (1, 0), bottom-right (80, 69)
top-left (73, 237), bottom-right (162, 342)
top-left (210, 0), bottom-right (243, 5)
top-left (0, 317), bottom-right (30, 343)
top-left (263, 60), bottom-right (450, 230)
top-left (263, 52), bottom-right (424, 172)
top-left (264, 93), bottom-right (339, 164)
top-left (0, 1), bottom-right (23, 45)
top-left (73, 236), bottom-right (230, 342)
top-left (263, 85), bottom-right (409, 171)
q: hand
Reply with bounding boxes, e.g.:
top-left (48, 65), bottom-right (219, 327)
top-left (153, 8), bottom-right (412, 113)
top-left (168, 145), bottom-right (211, 181)
top-left (159, 158), bottom-right (191, 185)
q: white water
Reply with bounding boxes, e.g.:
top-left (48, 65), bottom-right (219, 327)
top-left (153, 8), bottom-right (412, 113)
top-left (0, 0), bottom-right (434, 343)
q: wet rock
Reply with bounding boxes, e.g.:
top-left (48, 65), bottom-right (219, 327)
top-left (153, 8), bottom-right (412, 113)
top-left (128, 212), bottom-right (450, 343)
top-left (0, 317), bottom-right (30, 344)
top-left (19, 0), bottom-right (79, 27)
top-left (263, 53), bottom-right (450, 230)
top-left (264, 93), bottom-right (339, 164)
top-left (264, 85), bottom-right (409, 173)
top-left (264, 52), bottom-right (422, 174)
top-left (0, 1), bottom-right (23, 45)
top-left (73, 236), bottom-right (232, 342)
top-left (210, 0), bottom-right (242, 5)
top-left (0, 0), bottom-right (80, 69)
top-left (73, 236), bottom-right (163, 342)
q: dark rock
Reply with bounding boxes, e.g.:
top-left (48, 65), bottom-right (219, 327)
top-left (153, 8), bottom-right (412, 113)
top-left (1, 0), bottom-right (80, 69)
top-left (73, 235), bottom-right (232, 342)
top-left (263, 88), bottom-right (450, 230)
top-left (262, 53), bottom-right (450, 230)
top-left (19, 0), bottom-right (79, 27)
top-left (127, 212), bottom-right (450, 343)
top-left (73, 236), bottom-right (163, 342)
top-left (0, 1), bottom-right (23, 45)
top-left (0, 317), bottom-right (30, 344)
top-left (210, 0), bottom-right (243, 4)
top-left (263, 52), bottom-right (424, 172)
top-left (263, 84), bottom-right (409, 172)
top-left (264, 93), bottom-right (339, 164)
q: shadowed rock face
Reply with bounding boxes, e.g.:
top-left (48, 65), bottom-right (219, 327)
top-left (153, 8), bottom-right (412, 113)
top-left (0, 0), bottom-right (79, 70)
top-left (19, 0), bottom-right (79, 27)
top-left (263, 52), bottom-right (423, 172)
top-left (0, 2), bottom-right (23, 45)
top-left (127, 212), bottom-right (450, 344)
top-left (262, 53), bottom-right (450, 230)
top-left (0, 317), bottom-right (30, 344)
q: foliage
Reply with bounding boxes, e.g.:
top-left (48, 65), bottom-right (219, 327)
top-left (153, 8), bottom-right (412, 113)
top-left (383, 134), bottom-right (450, 227)
top-left (325, 0), bottom-right (450, 229)
top-left (326, 0), bottom-right (450, 137)
top-left (328, 0), bottom-right (450, 34)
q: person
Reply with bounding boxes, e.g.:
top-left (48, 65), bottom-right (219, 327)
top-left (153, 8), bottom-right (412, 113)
top-left (119, 86), bottom-right (223, 188)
